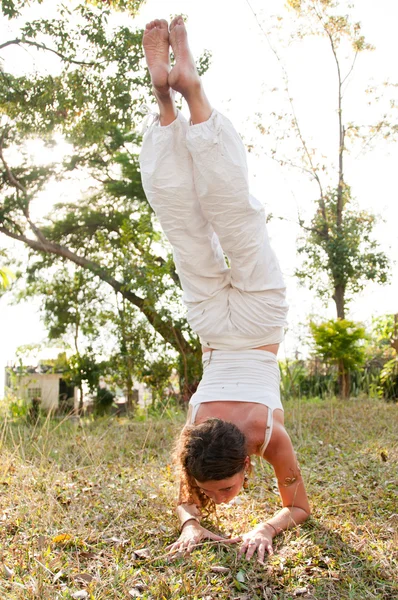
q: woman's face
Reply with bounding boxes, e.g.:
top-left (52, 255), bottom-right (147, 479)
top-left (195, 469), bottom-right (246, 505)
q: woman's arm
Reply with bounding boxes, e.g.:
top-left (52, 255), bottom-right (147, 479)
top-left (262, 422), bottom-right (310, 531)
top-left (176, 502), bottom-right (202, 529)
top-left (239, 423), bottom-right (310, 561)
top-left (167, 491), bottom-right (240, 555)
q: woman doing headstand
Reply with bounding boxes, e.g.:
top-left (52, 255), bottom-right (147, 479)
top-left (140, 17), bottom-right (310, 562)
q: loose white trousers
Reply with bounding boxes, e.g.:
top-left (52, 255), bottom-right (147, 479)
top-left (139, 110), bottom-right (288, 350)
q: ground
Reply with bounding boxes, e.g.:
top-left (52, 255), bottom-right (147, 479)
top-left (0, 397), bottom-right (397, 599)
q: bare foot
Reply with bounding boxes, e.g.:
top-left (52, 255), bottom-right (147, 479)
top-left (168, 16), bottom-right (201, 98)
top-left (143, 19), bottom-right (171, 96)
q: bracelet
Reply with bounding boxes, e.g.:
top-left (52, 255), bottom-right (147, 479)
top-left (180, 516), bottom-right (200, 531)
top-left (265, 522), bottom-right (278, 536)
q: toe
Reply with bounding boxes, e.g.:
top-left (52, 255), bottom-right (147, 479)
top-left (159, 18), bottom-right (169, 30)
top-left (169, 16), bottom-right (180, 30)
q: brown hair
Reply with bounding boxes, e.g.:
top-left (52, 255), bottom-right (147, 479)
top-left (174, 418), bottom-right (248, 512)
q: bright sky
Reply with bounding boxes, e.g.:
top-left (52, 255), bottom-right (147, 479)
top-left (0, 0), bottom-right (397, 396)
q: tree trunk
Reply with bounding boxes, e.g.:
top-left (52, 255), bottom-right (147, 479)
top-left (125, 364), bottom-right (135, 414)
top-left (177, 346), bottom-right (203, 405)
top-left (78, 383), bottom-right (84, 415)
top-left (333, 284), bottom-right (345, 319)
top-left (338, 359), bottom-right (350, 398)
top-left (391, 313), bottom-right (398, 353)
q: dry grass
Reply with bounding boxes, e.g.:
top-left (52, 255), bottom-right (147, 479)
top-left (0, 397), bottom-right (397, 599)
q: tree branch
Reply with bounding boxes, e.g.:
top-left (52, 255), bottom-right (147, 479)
top-left (341, 51), bottom-right (358, 91)
top-left (244, 0), bottom-right (328, 234)
top-left (0, 132), bottom-right (48, 245)
top-left (0, 38), bottom-right (96, 67)
top-left (0, 223), bottom-right (191, 354)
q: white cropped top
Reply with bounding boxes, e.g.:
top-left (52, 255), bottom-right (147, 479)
top-left (189, 349), bottom-right (283, 454)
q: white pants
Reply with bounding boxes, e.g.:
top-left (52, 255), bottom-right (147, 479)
top-left (139, 110), bottom-right (288, 350)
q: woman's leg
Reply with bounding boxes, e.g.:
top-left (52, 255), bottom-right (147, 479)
top-left (140, 20), bottom-right (230, 330)
top-left (168, 19), bottom-right (288, 345)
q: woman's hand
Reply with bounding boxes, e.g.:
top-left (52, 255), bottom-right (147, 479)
top-left (238, 524), bottom-right (274, 563)
top-left (166, 522), bottom-right (240, 556)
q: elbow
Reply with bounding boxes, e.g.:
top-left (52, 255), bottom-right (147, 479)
top-left (285, 504), bottom-right (311, 524)
top-left (300, 503), bottom-right (311, 522)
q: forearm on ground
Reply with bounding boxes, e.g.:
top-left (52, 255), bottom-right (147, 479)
top-left (260, 505), bottom-right (310, 537)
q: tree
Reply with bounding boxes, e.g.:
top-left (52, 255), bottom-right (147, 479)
top-left (21, 262), bottom-right (175, 413)
top-left (23, 265), bottom-right (108, 411)
top-left (310, 318), bottom-right (367, 397)
top-left (0, 1), bottom-right (209, 395)
top-left (255, 0), bottom-right (391, 318)
top-left (64, 348), bottom-right (104, 413)
top-left (367, 314), bottom-right (398, 400)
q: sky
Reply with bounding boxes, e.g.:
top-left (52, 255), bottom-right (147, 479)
top-left (0, 0), bottom-right (397, 396)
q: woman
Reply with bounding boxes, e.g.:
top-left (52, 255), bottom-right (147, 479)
top-left (140, 16), bottom-right (310, 563)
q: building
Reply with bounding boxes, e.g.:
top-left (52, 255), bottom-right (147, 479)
top-left (5, 363), bottom-right (77, 413)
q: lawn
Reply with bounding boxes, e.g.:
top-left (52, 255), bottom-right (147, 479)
top-left (0, 397), bottom-right (397, 599)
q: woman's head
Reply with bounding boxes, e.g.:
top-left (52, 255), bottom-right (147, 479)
top-left (175, 418), bottom-right (249, 509)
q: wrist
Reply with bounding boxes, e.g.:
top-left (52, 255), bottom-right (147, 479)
top-left (261, 522), bottom-right (278, 538)
top-left (180, 516), bottom-right (201, 532)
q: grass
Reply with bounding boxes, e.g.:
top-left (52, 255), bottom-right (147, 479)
top-left (0, 397), bottom-right (397, 599)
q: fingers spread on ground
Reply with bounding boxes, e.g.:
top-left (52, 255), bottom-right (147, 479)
top-left (245, 545), bottom-right (257, 560)
top-left (257, 543), bottom-right (266, 564)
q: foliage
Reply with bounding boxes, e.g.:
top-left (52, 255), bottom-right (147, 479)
top-left (0, 398), bottom-right (397, 598)
top-left (1, 0), bottom-right (44, 19)
top-left (310, 319), bottom-right (367, 371)
top-left (0, 265), bottom-right (15, 290)
top-left (369, 313), bottom-right (398, 400)
top-left (310, 319), bottom-right (367, 397)
top-left (257, 0), bottom-right (392, 319)
top-left (22, 266), bottom-right (104, 343)
top-left (85, 0), bottom-right (144, 15)
top-left (0, 249), bottom-right (15, 291)
top-left (380, 357), bottom-right (398, 400)
top-left (367, 313), bottom-right (397, 359)
top-left (296, 187), bottom-right (389, 309)
top-left (279, 359), bottom-right (337, 399)
top-left (141, 355), bottom-right (176, 403)
top-left (94, 384), bottom-right (115, 416)
top-left (63, 348), bottom-right (104, 394)
top-left (0, 1), bottom-right (207, 392)
top-left (4, 394), bottom-right (29, 419)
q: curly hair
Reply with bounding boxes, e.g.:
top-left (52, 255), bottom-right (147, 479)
top-left (174, 418), bottom-right (248, 513)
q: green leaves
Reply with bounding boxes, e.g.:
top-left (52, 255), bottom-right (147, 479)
top-left (1, 0), bottom-right (43, 19)
top-left (310, 319), bottom-right (367, 372)
top-left (0, 1), bottom-right (207, 392)
top-left (85, 0), bottom-right (145, 16)
top-left (296, 186), bottom-right (389, 313)
top-left (0, 265), bottom-right (15, 289)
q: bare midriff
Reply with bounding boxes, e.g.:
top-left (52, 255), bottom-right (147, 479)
top-left (202, 343), bottom-right (279, 355)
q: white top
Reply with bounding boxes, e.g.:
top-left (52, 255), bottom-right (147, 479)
top-left (190, 349), bottom-right (282, 410)
top-left (189, 350), bottom-right (283, 454)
